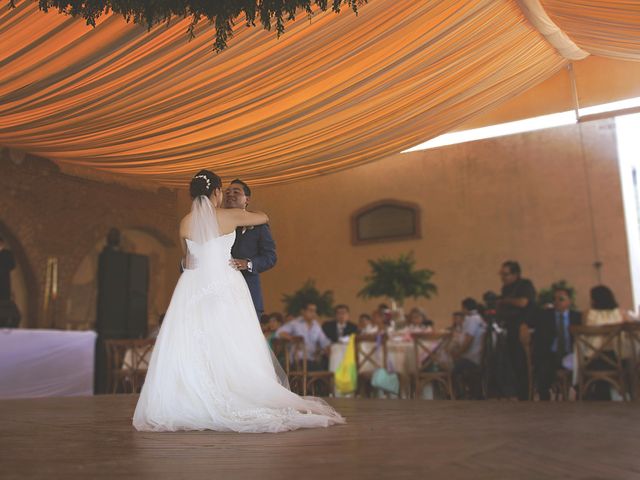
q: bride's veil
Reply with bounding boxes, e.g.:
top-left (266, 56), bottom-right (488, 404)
top-left (186, 195), bottom-right (291, 390)
top-left (190, 195), bottom-right (220, 244)
top-left (183, 196), bottom-right (220, 270)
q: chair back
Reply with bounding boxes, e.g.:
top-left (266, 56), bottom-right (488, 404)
top-left (625, 323), bottom-right (640, 363)
top-left (624, 322), bottom-right (640, 399)
top-left (271, 336), bottom-right (307, 375)
top-left (104, 338), bottom-right (155, 393)
top-left (412, 331), bottom-right (453, 373)
top-left (271, 336), bottom-right (308, 395)
top-left (571, 324), bottom-right (624, 372)
top-left (355, 333), bottom-right (388, 373)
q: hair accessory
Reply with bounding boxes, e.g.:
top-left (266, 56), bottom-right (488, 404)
top-left (193, 174), bottom-right (211, 190)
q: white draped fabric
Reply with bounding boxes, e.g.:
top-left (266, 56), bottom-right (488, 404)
top-left (0, 329), bottom-right (96, 399)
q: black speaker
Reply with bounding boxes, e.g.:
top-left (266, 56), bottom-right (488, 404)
top-left (96, 250), bottom-right (149, 338)
top-left (96, 250), bottom-right (129, 338)
top-left (95, 250), bottom-right (149, 393)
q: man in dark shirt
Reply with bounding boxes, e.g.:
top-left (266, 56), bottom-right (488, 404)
top-left (497, 260), bottom-right (536, 400)
top-left (0, 236), bottom-right (16, 301)
top-left (322, 304), bottom-right (359, 343)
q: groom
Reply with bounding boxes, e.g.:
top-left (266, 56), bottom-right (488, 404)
top-left (224, 179), bottom-right (277, 317)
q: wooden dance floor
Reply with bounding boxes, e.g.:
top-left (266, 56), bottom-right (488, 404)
top-left (1, 396), bottom-right (639, 479)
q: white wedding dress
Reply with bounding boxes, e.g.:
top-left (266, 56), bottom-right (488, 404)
top-left (133, 197), bottom-right (344, 433)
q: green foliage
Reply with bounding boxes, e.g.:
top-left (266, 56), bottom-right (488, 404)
top-left (15, 0), bottom-right (367, 52)
top-left (537, 280), bottom-right (577, 308)
top-left (358, 252), bottom-right (437, 305)
top-left (282, 279), bottom-right (334, 317)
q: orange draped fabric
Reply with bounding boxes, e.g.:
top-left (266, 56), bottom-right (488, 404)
top-left (0, 1), bottom-right (567, 186)
top-left (542, 0), bottom-right (640, 61)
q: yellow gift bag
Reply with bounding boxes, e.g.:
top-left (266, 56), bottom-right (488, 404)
top-left (334, 334), bottom-right (357, 394)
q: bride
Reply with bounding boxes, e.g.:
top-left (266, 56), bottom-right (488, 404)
top-left (133, 170), bottom-right (344, 433)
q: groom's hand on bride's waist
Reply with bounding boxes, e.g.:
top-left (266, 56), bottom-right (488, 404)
top-left (230, 258), bottom-right (252, 272)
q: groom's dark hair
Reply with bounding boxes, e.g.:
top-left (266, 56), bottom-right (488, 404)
top-left (231, 179), bottom-right (251, 197)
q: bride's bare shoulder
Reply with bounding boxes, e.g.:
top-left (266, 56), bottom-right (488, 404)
top-left (179, 213), bottom-right (192, 237)
top-left (214, 208), bottom-right (234, 230)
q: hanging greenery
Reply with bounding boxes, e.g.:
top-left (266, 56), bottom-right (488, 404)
top-left (11, 0), bottom-right (367, 51)
top-left (537, 280), bottom-right (577, 308)
top-left (282, 279), bottom-right (334, 317)
top-left (358, 252), bottom-right (437, 306)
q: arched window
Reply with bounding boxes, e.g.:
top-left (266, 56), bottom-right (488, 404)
top-left (351, 200), bottom-right (421, 245)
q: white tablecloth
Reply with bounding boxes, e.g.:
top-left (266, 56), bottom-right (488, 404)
top-left (0, 329), bottom-right (97, 399)
top-left (329, 340), bottom-right (411, 374)
top-left (330, 338), bottom-right (439, 375)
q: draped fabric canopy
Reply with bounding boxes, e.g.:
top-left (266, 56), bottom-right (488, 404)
top-left (542, 0), bottom-right (640, 61)
top-left (0, 0), bottom-right (638, 186)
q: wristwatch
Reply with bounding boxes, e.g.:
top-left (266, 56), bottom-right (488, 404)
top-left (246, 259), bottom-right (253, 273)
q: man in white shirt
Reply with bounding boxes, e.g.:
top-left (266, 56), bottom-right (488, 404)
top-left (276, 302), bottom-right (331, 371)
top-left (450, 298), bottom-right (487, 399)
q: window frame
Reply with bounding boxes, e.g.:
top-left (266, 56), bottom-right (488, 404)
top-left (350, 199), bottom-right (422, 245)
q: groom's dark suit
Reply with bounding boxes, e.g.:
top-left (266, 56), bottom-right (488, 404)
top-left (231, 224), bottom-right (277, 316)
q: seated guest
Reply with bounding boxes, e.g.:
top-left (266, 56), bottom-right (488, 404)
top-left (371, 310), bottom-right (387, 333)
top-left (583, 285), bottom-right (626, 400)
top-left (585, 285), bottom-right (625, 326)
top-left (450, 311), bottom-right (465, 345)
top-left (534, 287), bottom-right (581, 401)
top-left (358, 313), bottom-right (379, 334)
top-left (259, 313), bottom-right (270, 334)
top-left (377, 303), bottom-right (394, 330)
top-left (264, 312), bottom-right (284, 347)
top-left (406, 307), bottom-right (434, 332)
top-left (276, 302), bottom-right (331, 371)
top-left (450, 298), bottom-right (486, 399)
top-left (378, 303), bottom-right (390, 316)
top-left (322, 304), bottom-right (358, 342)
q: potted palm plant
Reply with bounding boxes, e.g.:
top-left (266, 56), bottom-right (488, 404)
top-left (358, 253), bottom-right (437, 327)
top-left (282, 279), bottom-right (334, 317)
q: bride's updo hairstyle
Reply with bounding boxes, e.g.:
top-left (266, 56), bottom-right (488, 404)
top-left (189, 169), bottom-right (222, 199)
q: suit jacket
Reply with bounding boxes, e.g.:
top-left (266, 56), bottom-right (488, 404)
top-left (231, 224), bottom-right (277, 315)
top-left (533, 308), bottom-right (582, 363)
top-left (322, 320), bottom-right (359, 343)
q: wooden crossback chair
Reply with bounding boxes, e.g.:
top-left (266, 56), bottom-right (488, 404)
top-left (271, 336), bottom-right (334, 397)
top-left (306, 368), bottom-right (335, 397)
top-left (355, 333), bottom-right (388, 397)
top-left (105, 338), bottom-right (155, 394)
top-left (624, 323), bottom-right (640, 401)
top-left (271, 336), bottom-right (307, 395)
top-left (412, 331), bottom-right (454, 399)
top-left (551, 369), bottom-right (572, 401)
top-left (571, 324), bottom-right (627, 401)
